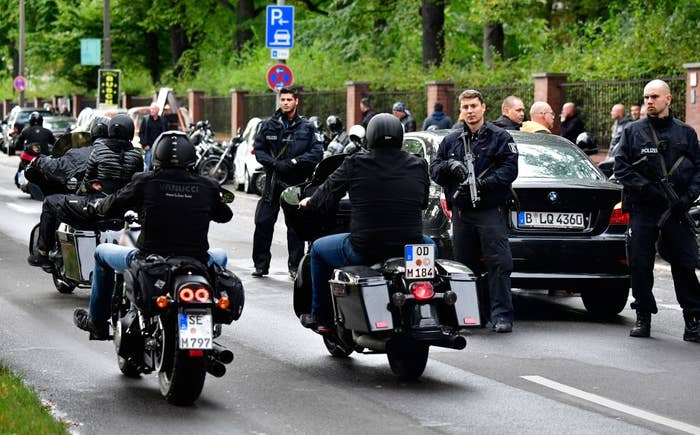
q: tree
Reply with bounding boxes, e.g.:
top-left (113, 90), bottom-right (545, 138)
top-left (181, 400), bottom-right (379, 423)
top-left (421, 0), bottom-right (445, 68)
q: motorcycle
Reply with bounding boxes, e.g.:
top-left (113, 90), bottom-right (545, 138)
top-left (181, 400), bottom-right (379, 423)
top-left (110, 189), bottom-right (243, 405)
top-left (281, 155), bottom-right (481, 379)
top-left (197, 133), bottom-right (242, 185)
top-left (15, 142), bottom-right (46, 194)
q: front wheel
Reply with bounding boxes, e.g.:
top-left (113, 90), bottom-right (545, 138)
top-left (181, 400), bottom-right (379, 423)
top-left (387, 343), bottom-right (429, 380)
top-left (199, 158), bottom-right (230, 185)
top-left (581, 284), bottom-right (629, 317)
top-left (156, 316), bottom-right (207, 405)
top-left (323, 334), bottom-right (354, 357)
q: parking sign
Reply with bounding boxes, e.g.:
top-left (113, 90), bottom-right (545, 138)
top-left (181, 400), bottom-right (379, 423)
top-left (266, 5), bottom-right (294, 49)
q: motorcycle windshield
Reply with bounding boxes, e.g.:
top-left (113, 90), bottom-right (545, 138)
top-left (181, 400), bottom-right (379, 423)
top-left (311, 154), bottom-right (347, 185)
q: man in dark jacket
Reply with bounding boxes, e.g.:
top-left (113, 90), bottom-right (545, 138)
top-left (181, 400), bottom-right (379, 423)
top-left (430, 89), bottom-right (519, 333)
top-left (559, 102), bottom-right (585, 143)
top-left (252, 87), bottom-right (324, 279)
top-left (492, 96), bottom-right (525, 130)
top-left (613, 79), bottom-right (700, 342)
top-left (423, 102), bottom-right (453, 130)
top-left (360, 97), bottom-right (376, 130)
top-left (73, 131), bottom-right (232, 340)
top-left (298, 113), bottom-right (431, 330)
top-left (609, 103), bottom-right (633, 150)
top-left (139, 103), bottom-right (167, 170)
top-left (15, 111), bottom-right (55, 154)
top-left (392, 102), bottom-right (417, 132)
top-left (28, 115), bottom-right (143, 268)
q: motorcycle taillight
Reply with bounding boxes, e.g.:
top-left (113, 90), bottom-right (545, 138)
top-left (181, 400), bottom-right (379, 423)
top-left (179, 287), bottom-right (195, 302)
top-left (410, 281), bottom-right (435, 301)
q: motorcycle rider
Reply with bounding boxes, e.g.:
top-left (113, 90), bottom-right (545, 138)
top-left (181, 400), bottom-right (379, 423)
top-left (324, 115), bottom-right (348, 157)
top-left (73, 131), bottom-right (233, 340)
top-left (15, 111), bottom-right (55, 155)
top-left (298, 113), bottom-right (431, 331)
top-left (27, 115), bottom-right (143, 269)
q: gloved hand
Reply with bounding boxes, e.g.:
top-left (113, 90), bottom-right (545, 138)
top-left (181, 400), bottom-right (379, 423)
top-left (85, 199), bottom-right (103, 217)
top-left (447, 159), bottom-right (468, 182)
top-left (670, 194), bottom-right (692, 216)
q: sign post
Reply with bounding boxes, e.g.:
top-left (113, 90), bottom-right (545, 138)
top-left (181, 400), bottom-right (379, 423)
top-left (13, 76), bottom-right (27, 93)
top-left (97, 69), bottom-right (121, 109)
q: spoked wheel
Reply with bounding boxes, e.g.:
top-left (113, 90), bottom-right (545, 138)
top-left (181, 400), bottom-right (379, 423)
top-left (156, 315), bottom-right (207, 405)
top-left (386, 343), bottom-right (429, 380)
top-left (199, 158), bottom-right (230, 185)
top-left (112, 275), bottom-right (140, 378)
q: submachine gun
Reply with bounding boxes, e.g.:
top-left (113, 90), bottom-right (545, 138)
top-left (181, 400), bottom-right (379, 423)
top-left (453, 132), bottom-right (480, 208)
top-left (633, 155), bottom-right (699, 234)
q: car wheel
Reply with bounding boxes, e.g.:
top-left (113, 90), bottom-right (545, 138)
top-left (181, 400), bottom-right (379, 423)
top-left (244, 169), bottom-right (255, 194)
top-left (581, 284), bottom-right (629, 317)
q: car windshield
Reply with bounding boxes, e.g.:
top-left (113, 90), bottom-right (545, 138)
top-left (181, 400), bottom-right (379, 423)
top-left (17, 110), bottom-right (52, 123)
top-left (518, 142), bottom-right (602, 180)
top-left (45, 119), bottom-right (74, 130)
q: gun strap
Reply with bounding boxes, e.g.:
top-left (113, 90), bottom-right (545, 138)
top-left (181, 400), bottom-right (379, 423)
top-left (648, 123), bottom-right (685, 178)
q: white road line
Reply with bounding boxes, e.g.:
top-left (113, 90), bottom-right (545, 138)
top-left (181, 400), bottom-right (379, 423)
top-left (522, 375), bottom-right (700, 434)
top-left (6, 202), bottom-right (40, 214)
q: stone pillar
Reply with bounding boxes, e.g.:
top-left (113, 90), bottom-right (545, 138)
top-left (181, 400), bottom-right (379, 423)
top-left (532, 72), bottom-right (568, 134)
top-left (231, 89), bottom-right (248, 137)
top-left (2, 99), bottom-right (12, 118)
top-left (188, 89), bottom-right (205, 123)
top-left (122, 94), bottom-right (133, 109)
top-left (72, 95), bottom-right (82, 116)
top-left (683, 63), bottom-right (700, 135)
top-left (426, 81), bottom-right (455, 122)
top-left (346, 81), bottom-right (370, 132)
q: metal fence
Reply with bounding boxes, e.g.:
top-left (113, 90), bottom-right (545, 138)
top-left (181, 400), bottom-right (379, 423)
top-left (202, 95), bottom-right (231, 137)
top-left (130, 96), bottom-right (154, 107)
top-left (299, 90), bottom-right (346, 121)
top-left (368, 90), bottom-right (427, 127)
top-left (561, 76), bottom-right (685, 151)
top-left (244, 92), bottom-right (278, 121)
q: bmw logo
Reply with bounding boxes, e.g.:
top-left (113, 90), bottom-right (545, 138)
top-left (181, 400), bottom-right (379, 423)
top-left (548, 191), bottom-right (559, 203)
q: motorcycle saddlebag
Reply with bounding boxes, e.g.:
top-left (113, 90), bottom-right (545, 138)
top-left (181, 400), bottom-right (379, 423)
top-left (56, 223), bottom-right (98, 282)
top-left (125, 256), bottom-right (170, 317)
top-left (329, 265), bottom-right (393, 333)
top-left (435, 259), bottom-right (481, 327)
top-left (211, 266), bottom-right (244, 323)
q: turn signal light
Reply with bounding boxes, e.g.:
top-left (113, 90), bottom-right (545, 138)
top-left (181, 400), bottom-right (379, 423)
top-left (609, 202), bottom-right (629, 225)
top-left (179, 287), bottom-right (195, 302)
top-left (194, 288), bottom-right (211, 303)
top-left (155, 295), bottom-right (169, 308)
top-left (217, 296), bottom-right (230, 310)
top-left (410, 281), bottom-right (435, 301)
top-left (440, 196), bottom-right (452, 219)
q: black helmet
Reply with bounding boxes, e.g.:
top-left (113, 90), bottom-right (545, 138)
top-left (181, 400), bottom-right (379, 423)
top-left (90, 116), bottom-right (110, 139)
top-left (576, 132), bottom-right (595, 149)
top-left (29, 111), bottom-right (43, 126)
top-left (108, 114), bottom-right (134, 140)
top-left (326, 115), bottom-right (343, 134)
top-left (366, 113), bottom-right (403, 149)
top-left (152, 131), bottom-right (197, 170)
top-left (308, 116), bottom-right (322, 131)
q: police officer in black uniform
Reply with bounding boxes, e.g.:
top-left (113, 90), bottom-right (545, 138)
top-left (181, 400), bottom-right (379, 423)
top-left (430, 89), bottom-right (519, 333)
top-left (613, 79), bottom-right (700, 342)
top-left (252, 87), bottom-right (324, 279)
top-left (15, 111), bottom-right (55, 155)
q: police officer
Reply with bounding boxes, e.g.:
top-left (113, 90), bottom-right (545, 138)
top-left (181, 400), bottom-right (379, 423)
top-left (15, 111), bottom-right (55, 155)
top-left (73, 131), bottom-right (232, 339)
top-left (252, 87), bottom-right (324, 279)
top-left (430, 89), bottom-right (519, 333)
top-left (613, 79), bottom-right (700, 342)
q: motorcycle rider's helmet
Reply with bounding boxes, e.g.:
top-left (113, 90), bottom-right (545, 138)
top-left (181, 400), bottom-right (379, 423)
top-left (151, 130), bottom-right (197, 170)
top-left (348, 124), bottom-right (365, 144)
top-left (366, 113), bottom-right (403, 149)
top-left (326, 115), bottom-right (343, 135)
top-left (308, 116), bottom-right (322, 131)
top-left (576, 132), bottom-right (595, 149)
top-left (196, 120), bottom-right (207, 130)
top-left (90, 116), bottom-right (110, 139)
top-left (28, 111), bottom-right (43, 127)
top-left (108, 114), bottom-right (135, 141)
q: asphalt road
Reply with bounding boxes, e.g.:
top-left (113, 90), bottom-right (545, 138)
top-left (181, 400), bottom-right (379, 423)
top-left (0, 153), bottom-right (698, 435)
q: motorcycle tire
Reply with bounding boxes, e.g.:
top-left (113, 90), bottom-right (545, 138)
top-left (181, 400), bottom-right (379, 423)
top-left (323, 334), bottom-right (354, 357)
top-left (52, 272), bottom-right (76, 294)
top-left (387, 343), bottom-right (429, 380)
top-left (156, 315), bottom-right (207, 405)
top-left (111, 276), bottom-right (141, 378)
top-left (199, 157), bottom-right (230, 185)
top-left (243, 169), bottom-right (254, 194)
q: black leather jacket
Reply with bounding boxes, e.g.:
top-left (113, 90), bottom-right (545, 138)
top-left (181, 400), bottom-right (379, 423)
top-left (97, 168), bottom-right (233, 262)
top-left (492, 115), bottom-right (521, 130)
top-left (83, 138), bottom-right (143, 194)
top-left (16, 125), bottom-right (55, 154)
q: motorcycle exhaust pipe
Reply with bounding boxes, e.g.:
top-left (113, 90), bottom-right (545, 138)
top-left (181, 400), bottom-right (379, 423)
top-left (212, 342), bottom-right (234, 364)
top-left (352, 331), bottom-right (388, 352)
top-left (207, 356), bottom-right (227, 378)
top-left (431, 334), bottom-right (467, 350)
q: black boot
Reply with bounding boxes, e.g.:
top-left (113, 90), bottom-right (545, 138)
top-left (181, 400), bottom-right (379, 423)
top-left (630, 311), bottom-right (651, 338)
top-left (683, 313), bottom-right (700, 343)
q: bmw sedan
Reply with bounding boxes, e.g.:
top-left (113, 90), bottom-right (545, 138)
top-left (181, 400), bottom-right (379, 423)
top-left (404, 129), bottom-right (630, 317)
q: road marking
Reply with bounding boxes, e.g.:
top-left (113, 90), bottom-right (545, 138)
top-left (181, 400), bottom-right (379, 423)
top-left (522, 375), bottom-right (700, 434)
top-left (7, 202), bottom-right (40, 214)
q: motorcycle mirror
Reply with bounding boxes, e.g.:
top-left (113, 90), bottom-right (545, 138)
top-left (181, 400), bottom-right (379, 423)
top-left (281, 186), bottom-right (301, 206)
top-left (220, 188), bottom-right (235, 204)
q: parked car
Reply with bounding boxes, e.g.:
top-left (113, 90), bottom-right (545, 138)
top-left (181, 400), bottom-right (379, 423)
top-left (74, 107), bottom-right (128, 134)
top-left (2, 107), bottom-right (53, 154)
top-left (405, 129), bottom-right (630, 317)
top-left (43, 116), bottom-right (77, 140)
top-left (233, 117), bottom-right (265, 195)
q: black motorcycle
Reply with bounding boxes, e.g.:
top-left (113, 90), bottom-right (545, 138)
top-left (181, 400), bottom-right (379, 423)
top-left (281, 155), bottom-right (481, 380)
top-left (197, 134), bottom-right (241, 185)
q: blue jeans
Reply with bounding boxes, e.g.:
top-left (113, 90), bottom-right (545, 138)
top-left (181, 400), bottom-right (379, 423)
top-left (88, 244), bottom-right (227, 323)
top-left (143, 148), bottom-right (152, 171)
top-left (309, 233), bottom-right (435, 324)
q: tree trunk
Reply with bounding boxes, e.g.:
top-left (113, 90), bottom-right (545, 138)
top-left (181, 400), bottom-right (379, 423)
top-left (421, 0), bottom-right (445, 68)
top-left (482, 22), bottom-right (504, 68)
top-left (145, 31), bottom-right (160, 84)
top-left (235, 0), bottom-right (255, 52)
top-left (170, 24), bottom-right (191, 78)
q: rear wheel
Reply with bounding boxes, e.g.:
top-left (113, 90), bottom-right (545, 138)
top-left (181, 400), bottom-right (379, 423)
top-left (112, 276), bottom-right (140, 378)
top-left (156, 316), bottom-right (207, 405)
top-left (199, 158), bottom-right (230, 185)
top-left (581, 284), bottom-right (629, 317)
top-left (243, 169), bottom-right (255, 193)
top-left (387, 343), bottom-right (429, 380)
top-left (323, 334), bottom-right (354, 357)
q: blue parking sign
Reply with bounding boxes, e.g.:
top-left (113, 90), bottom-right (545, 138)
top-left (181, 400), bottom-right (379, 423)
top-left (266, 5), bottom-right (294, 49)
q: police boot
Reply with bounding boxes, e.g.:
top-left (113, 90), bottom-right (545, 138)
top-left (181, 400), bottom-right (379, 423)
top-left (683, 313), bottom-right (700, 343)
top-left (630, 311), bottom-right (651, 338)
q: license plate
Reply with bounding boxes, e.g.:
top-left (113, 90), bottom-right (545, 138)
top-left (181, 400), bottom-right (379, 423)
top-left (404, 244), bottom-right (435, 279)
top-left (178, 311), bottom-right (213, 349)
top-left (517, 211), bottom-right (585, 229)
